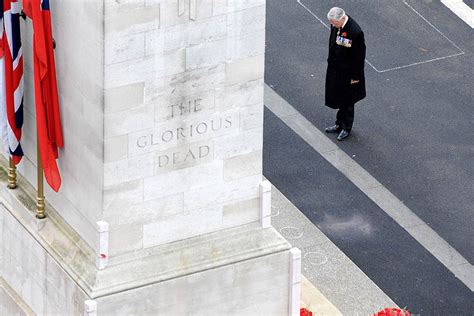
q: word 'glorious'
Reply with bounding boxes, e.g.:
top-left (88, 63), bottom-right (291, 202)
top-left (136, 116), bottom-right (233, 149)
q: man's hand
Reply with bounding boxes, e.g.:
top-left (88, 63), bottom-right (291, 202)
top-left (350, 79), bottom-right (360, 84)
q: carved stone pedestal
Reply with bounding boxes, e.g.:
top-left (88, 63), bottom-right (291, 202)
top-left (0, 0), bottom-right (301, 314)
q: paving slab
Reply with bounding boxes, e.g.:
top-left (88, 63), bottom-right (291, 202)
top-left (271, 183), bottom-right (397, 315)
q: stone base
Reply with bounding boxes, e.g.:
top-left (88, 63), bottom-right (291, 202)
top-left (0, 277), bottom-right (35, 316)
top-left (0, 162), bottom-right (299, 315)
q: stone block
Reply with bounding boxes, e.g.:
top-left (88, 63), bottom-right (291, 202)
top-left (240, 102), bottom-right (264, 131)
top-left (41, 189), bottom-right (98, 251)
top-left (214, 127), bottom-right (263, 159)
top-left (227, 30), bottom-right (265, 62)
top-left (81, 119), bottom-right (105, 162)
top-left (105, 0), bottom-right (146, 13)
top-left (186, 38), bottom-right (227, 70)
top-left (109, 224), bottom-right (144, 256)
top-left (144, 29), bottom-right (164, 57)
top-left (79, 59), bottom-right (104, 106)
top-left (94, 248), bottom-right (289, 314)
top-left (129, 109), bottom-right (239, 157)
top-left (225, 54), bottom-right (265, 86)
top-left (0, 278), bottom-right (34, 315)
top-left (75, 181), bottom-right (104, 225)
top-left (145, 14), bottom-right (227, 55)
top-left (144, 160), bottom-right (224, 200)
top-left (13, 0), bottom-right (107, 251)
top-left (213, 0), bottom-right (228, 16)
top-left (184, 174), bottom-right (261, 211)
top-left (222, 198), bottom-right (259, 227)
top-left (142, 193), bottom-right (185, 219)
top-left (143, 205), bottom-right (223, 247)
top-left (105, 82), bottom-right (145, 114)
top-left (154, 141), bottom-right (215, 174)
top-left (105, 49), bottom-right (186, 89)
top-left (227, 0), bottom-right (266, 13)
top-left (105, 32), bottom-right (145, 65)
top-left (104, 184), bottom-right (185, 227)
top-left (104, 179), bottom-right (144, 212)
top-left (216, 78), bottom-right (264, 111)
top-left (223, 150), bottom-right (262, 181)
top-left (104, 105), bottom-right (155, 138)
top-left (105, 4), bottom-right (160, 36)
top-left (105, 135), bottom-right (129, 163)
top-left (104, 153), bottom-right (155, 186)
top-left (154, 89), bottom-right (216, 123)
top-left (44, 255), bottom-right (69, 301)
top-left (145, 64), bottom-right (226, 105)
top-left (159, 0), bottom-right (213, 27)
top-left (259, 180), bottom-right (272, 229)
top-left (227, 5), bottom-right (266, 38)
top-left (0, 207), bottom-right (88, 315)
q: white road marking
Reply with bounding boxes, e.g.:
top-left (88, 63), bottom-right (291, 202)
top-left (441, 0), bottom-right (474, 28)
top-left (296, 0), bottom-right (465, 73)
top-left (264, 84), bottom-right (474, 291)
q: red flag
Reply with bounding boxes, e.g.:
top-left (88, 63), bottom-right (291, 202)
top-left (23, 0), bottom-right (63, 192)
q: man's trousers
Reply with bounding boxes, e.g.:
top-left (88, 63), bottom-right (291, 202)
top-left (336, 103), bottom-right (355, 132)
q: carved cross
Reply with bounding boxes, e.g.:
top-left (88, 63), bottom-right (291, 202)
top-left (178, 0), bottom-right (197, 21)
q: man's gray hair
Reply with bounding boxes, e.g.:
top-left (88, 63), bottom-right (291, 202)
top-left (327, 7), bottom-right (345, 21)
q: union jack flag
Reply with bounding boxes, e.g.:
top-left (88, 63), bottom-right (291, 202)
top-left (0, 0), bottom-right (24, 164)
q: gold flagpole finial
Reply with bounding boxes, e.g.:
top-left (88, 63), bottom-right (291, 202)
top-left (7, 158), bottom-right (17, 189)
top-left (36, 142), bottom-right (46, 219)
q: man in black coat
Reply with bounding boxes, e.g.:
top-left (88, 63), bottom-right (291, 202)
top-left (325, 7), bottom-right (366, 141)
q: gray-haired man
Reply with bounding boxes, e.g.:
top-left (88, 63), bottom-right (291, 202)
top-left (324, 7), bottom-right (366, 141)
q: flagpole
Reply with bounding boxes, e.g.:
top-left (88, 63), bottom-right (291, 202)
top-left (7, 158), bottom-right (17, 189)
top-left (36, 140), bottom-right (46, 219)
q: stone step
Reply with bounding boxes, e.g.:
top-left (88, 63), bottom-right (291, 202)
top-left (0, 277), bottom-right (35, 316)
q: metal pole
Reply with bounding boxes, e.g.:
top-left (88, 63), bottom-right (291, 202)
top-left (36, 141), bottom-right (46, 219)
top-left (7, 158), bottom-right (17, 189)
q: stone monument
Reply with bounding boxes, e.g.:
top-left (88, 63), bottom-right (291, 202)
top-left (0, 0), bottom-right (301, 314)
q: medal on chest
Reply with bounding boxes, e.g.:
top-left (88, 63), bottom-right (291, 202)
top-left (336, 30), bottom-right (352, 47)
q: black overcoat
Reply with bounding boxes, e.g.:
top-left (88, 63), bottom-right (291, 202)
top-left (325, 16), bottom-right (366, 109)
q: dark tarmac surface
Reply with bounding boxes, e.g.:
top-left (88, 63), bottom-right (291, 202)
top-left (264, 108), bottom-right (474, 314)
top-left (263, 0), bottom-right (474, 313)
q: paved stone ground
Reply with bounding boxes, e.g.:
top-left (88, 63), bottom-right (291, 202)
top-left (270, 183), bottom-right (397, 315)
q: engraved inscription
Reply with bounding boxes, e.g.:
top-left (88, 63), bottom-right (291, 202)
top-left (169, 98), bottom-right (202, 118)
top-left (155, 141), bottom-right (214, 174)
top-left (136, 115), bottom-right (233, 149)
top-left (156, 91), bottom-right (216, 122)
top-left (157, 146), bottom-right (209, 167)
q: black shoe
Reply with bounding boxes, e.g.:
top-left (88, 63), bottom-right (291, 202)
top-left (337, 130), bottom-right (350, 141)
top-left (325, 125), bottom-right (341, 133)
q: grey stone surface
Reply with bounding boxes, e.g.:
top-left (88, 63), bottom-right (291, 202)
top-left (1, 1), bottom-right (298, 314)
top-left (18, 0), bottom-right (105, 251)
top-left (104, 3), bottom-right (160, 35)
top-left (223, 198), bottom-right (260, 227)
top-left (96, 251), bottom-right (290, 315)
top-left (0, 278), bottom-right (35, 316)
top-left (270, 183), bottom-right (397, 315)
top-left (0, 205), bottom-right (88, 315)
top-left (1, 156), bottom-right (295, 315)
top-left (225, 55), bottom-right (265, 86)
top-left (104, 82), bottom-right (145, 114)
top-left (223, 150), bottom-right (262, 181)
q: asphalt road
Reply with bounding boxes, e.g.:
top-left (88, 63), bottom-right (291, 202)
top-left (263, 0), bottom-right (474, 313)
